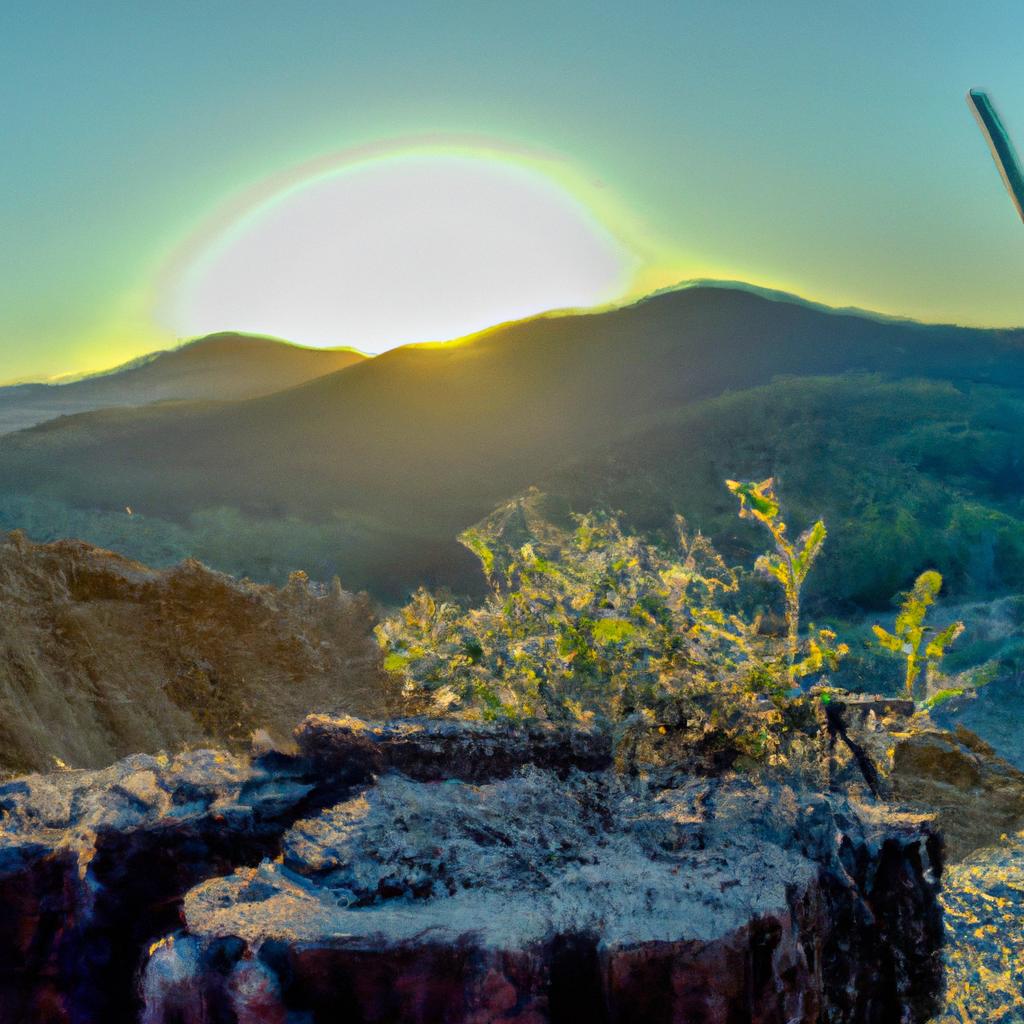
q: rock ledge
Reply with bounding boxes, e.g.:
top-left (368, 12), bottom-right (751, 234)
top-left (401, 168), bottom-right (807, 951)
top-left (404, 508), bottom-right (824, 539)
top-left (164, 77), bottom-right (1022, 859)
top-left (0, 716), bottom-right (944, 1024)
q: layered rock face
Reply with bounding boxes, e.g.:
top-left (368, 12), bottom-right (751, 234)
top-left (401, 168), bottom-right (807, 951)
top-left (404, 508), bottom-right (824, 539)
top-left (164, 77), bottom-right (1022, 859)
top-left (890, 725), bottom-right (1024, 861)
top-left (812, 694), bottom-right (1024, 860)
top-left (0, 717), bottom-right (943, 1024)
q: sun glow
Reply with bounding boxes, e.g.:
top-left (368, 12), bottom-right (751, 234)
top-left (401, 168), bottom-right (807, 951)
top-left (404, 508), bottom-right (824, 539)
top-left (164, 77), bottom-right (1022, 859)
top-left (157, 143), bottom-right (643, 353)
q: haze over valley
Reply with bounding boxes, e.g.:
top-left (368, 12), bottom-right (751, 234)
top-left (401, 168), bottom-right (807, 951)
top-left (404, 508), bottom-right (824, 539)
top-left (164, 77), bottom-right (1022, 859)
top-left (5, 282), bottom-right (1024, 610)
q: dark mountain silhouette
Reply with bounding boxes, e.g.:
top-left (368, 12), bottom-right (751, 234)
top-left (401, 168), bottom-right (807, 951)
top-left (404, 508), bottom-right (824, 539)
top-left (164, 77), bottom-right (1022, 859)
top-left (2, 284), bottom-right (1024, 598)
top-left (0, 333), bottom-right (365, 434)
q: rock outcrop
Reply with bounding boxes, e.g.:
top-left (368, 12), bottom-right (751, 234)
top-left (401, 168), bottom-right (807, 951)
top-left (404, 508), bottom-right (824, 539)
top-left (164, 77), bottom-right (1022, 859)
top-left (0, 748), bottom-right (333, 1022)
top-left (0, 716), bottom-right (945, 1024)
top-left (933, 829), bottom-right (1024, 1024)
top-left (890, 725), bottom-right (1024, 861)
top-left (0, 533), bottom-right (387, 775)
top-left (812, 694), bottom-right (1024, 861)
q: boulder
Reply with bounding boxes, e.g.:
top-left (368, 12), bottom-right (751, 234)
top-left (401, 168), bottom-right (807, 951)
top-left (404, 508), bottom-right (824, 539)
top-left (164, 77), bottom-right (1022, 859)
top-left (0, 747), bottom-right (335, 1022)
top-left (143, 723), bottom-right (943, 1024)
top-left (295, 713), bottom-right (613, 781)
top-left (0, 716), bottom-right (945, 1024)
top-left (890, 725), bottom-right (1024, 860)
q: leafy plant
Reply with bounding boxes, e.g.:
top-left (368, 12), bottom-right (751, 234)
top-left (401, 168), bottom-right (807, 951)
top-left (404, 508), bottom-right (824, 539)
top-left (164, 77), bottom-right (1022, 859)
top-left (872, 570), bottom-right (964, 701)
top-left (794, 625), bottom-right (850, 682)
top-left (377, 488), bottom-right (850, 777)
top-left (377, 490), bottom-right (747, 722)
top-left (918, 659), bottom-right (998, 710)
top-left (726, 478), bottom-right (828, 684)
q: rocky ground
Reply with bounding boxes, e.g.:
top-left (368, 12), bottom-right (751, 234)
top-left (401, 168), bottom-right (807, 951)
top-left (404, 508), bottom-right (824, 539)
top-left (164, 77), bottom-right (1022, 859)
top-left (0, 714), bottom-right (948, 1024)
top-left (934, 832), bottom-right (1024, 1023)
top-left (0, 532), bottom-right (387, 775)
top-left (817, 695), bottom-right (1024, 1024)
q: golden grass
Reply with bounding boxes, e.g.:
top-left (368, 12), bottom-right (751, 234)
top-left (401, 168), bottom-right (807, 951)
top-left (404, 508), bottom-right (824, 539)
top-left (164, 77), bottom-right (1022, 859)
top-left (0, 531), bottom-right (389, 775)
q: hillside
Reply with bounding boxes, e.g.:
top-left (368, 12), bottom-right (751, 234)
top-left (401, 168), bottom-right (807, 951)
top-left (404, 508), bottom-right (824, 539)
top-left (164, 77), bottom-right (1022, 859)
top-left (543, 373), bottom-right (1024, 607)
top-left (0, 531), bottom-right (387, 775)
top-left (2, 285), bottom-right (1024, 601)
top-left (0, 332), bottom-right (365, 434)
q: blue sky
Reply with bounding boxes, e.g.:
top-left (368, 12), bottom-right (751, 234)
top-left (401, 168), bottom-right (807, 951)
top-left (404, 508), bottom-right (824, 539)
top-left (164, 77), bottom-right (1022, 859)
top-left (3, 1), bottom-right (1024, 380)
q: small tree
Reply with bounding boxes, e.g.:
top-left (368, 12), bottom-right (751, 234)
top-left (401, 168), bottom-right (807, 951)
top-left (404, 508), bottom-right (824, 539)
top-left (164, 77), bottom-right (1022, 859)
top-left (726, 478), bottom-right (827, 684)
top-left (872, 570), bottom-right (964, 701)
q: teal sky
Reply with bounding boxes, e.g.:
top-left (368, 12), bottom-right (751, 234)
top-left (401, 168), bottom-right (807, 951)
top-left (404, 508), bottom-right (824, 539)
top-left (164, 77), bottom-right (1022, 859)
top-left (3, 1), bottom-right (1024, 382)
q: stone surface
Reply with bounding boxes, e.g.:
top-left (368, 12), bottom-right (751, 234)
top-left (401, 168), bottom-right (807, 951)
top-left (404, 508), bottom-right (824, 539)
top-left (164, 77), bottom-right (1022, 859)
top-left (295, 713), bottom-right (613, 781)
top-left (0, 746), bottom-right (345, 1023)
top-left (933, 829), bottom-right (1024, 1024)
top-left (144, 723), bottom-right (943, 1024)
top-left (0, 715), bottom-right (946, 1024)
top-left (889, 724), bottom-right (1024, 861)
top-left (814, 695), bottom-right (1024, 861)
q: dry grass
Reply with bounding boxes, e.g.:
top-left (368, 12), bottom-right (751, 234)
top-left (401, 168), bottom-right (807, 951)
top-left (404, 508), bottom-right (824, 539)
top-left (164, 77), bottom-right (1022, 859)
top-left (0, 531), bottom-right (390, 775)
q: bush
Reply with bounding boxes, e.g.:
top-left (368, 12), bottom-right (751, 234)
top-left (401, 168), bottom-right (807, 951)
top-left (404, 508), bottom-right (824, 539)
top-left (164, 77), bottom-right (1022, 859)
top-left (377, 486), bottom-right (842, 771)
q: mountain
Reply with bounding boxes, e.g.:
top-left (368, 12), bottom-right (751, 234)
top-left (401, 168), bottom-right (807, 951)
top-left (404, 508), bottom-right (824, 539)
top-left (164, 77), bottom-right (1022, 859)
top-left (0, 332), bottom-right (365, 434)
top-left (2, 284), bottom-right (1024, 601)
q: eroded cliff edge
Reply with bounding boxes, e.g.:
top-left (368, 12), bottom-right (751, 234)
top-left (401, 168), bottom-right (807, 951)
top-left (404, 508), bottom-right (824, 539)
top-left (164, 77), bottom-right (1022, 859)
top-left (0, 715), bottom-right (944, 1024)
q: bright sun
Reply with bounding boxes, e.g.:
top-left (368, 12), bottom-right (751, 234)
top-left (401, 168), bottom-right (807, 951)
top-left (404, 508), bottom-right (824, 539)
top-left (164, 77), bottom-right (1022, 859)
top-left (159, 150), bottom-right (636, 354)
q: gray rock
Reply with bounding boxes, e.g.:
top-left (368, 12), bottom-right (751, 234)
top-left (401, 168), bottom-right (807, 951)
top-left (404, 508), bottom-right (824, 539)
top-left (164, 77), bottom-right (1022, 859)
top-left (0, 715), bottom-right (945, 1024)
top-left (146, 742), bottom-right (944, 1023)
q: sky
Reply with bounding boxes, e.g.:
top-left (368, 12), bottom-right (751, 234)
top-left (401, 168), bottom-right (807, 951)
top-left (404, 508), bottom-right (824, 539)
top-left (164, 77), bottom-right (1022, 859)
top-left (2, 1), bottom-right (1024, 382)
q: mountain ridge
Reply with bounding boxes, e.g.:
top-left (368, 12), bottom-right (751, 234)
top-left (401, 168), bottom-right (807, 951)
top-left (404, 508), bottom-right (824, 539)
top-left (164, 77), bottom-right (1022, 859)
top-left (0, 331), bottom-right (366, 434)
top-left (2, 280), bottom-right (1024, 602)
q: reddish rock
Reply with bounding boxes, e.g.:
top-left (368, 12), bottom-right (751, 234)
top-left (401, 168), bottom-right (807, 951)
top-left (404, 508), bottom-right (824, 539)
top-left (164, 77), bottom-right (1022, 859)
top-left (141, 757), bottom-right (943, 1023)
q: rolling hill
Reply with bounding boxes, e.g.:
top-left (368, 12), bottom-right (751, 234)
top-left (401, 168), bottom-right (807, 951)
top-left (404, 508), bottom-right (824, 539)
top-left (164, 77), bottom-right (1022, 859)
top-left (0, 332), bottom-right (365, 434)
top-left (2, 284), bottom-right (1024, 602)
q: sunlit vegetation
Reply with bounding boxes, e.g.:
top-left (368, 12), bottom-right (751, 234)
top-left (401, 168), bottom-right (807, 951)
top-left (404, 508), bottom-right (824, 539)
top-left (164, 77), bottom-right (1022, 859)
top-left (873, 571), bottom-right (964, 700)
top-left (378, 483), bottom-right (852, 769)
top-left (550, 376), bottom-right (1024, 612)
top-left (378, 475), bottom-right (980, 770)
top-left (0, 532), bottom-right (387, 775)
top-left (726, 478), bottom-right (833, 683)
top-left (5, 372), bottom-right (1024, 617)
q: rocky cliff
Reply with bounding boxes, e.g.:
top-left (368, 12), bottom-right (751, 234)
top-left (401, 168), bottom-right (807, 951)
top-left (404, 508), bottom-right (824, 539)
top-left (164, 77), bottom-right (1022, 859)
top-left (0, 716), bottom-right (944, 1024)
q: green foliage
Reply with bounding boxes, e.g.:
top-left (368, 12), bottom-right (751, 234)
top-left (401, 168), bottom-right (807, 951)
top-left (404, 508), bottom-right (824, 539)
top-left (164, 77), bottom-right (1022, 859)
top-left (794, 625), bottom-right (850, 681)
top-left (8, 376), bottom-right (1024, 613)
top-left (872, 570), bottom-right (965, 700)
top-left (920, 687), bottom-right (966, 711)
top-left (554, 376), bottom-right (1024, 612)
top-left (917, 657), bottom-right (998, 712)
top-left (726, 478), bottom-right (829, 683)
top-left (377, 490), bottom-right (748, 723)
top-left (377, 489), bottom-right (849, 774)
top-left (0, 495), bottom-right (396, 595)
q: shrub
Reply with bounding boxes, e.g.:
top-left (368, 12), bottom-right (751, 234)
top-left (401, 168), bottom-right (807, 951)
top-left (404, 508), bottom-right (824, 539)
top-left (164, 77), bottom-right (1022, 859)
top-left (726, 478), bottom-right (830, 684)
top-left (378, 486), bottom-right (842, 771)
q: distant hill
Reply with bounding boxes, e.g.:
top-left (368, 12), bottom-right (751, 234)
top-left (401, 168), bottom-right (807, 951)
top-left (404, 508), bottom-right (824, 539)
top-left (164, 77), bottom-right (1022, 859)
top-left (2, 284), bottom-right (1024, 603)
top-left (0, 332), bottom-right (365, 434)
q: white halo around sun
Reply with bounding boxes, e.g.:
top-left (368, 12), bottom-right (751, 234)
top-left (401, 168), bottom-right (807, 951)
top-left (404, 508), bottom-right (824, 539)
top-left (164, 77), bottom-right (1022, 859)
top-left (159, 151), bottom-right (637, 353)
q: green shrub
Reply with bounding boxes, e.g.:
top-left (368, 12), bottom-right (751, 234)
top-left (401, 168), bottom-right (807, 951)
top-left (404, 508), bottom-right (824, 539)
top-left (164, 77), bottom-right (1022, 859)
top-left (377, 485), bottom-right (845, 771)
top-left (726, 478), bottom-right (835, 684)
